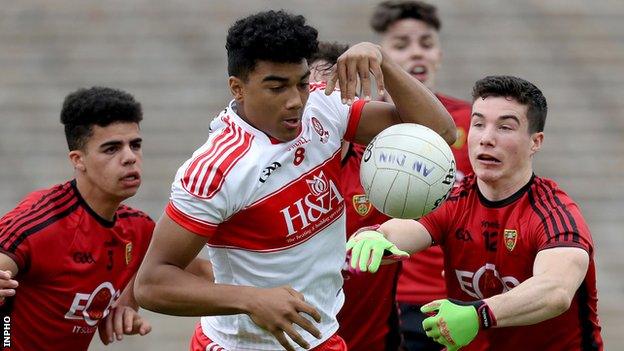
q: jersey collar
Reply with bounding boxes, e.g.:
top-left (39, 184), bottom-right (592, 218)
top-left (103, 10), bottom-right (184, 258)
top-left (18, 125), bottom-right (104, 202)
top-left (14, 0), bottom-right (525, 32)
top-left (70, 180), bottom-right (116, 228)
top-left (476, 174), bottom-right (535, 208)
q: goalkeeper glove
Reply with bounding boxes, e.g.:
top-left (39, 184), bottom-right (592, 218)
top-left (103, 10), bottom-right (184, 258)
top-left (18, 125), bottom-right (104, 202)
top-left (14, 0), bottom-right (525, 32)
top-left (346, 229), bottom-right (409, 273)
top-left (421, 299), bottom-right (497, 351)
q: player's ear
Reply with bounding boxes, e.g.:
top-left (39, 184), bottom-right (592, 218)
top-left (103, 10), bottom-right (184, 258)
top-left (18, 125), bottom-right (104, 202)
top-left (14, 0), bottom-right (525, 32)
top-left (228, 76), bottom-right (244, 102)
top-left (68, 150), bottom-right (87, 172)
top-left (529, 131), bottom-right (544, 155)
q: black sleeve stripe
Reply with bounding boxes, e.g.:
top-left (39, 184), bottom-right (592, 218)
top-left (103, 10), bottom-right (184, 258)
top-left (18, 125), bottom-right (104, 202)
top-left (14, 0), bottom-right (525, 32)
top-left (536, 180), bottom-right (571, 242)
top-left (7, 200), bottom-right (80, 252)
top-left (548, 187), bottom-right (580, 244)
top-left (529, 184), bottom-right (559, 242)
top-left (1, 196), bottom-right (79, 252)
top-left (528, 187), bottom-right (551, 242)
top-left (536, 179), bottom-right (581, 244)
top-left (0, 185), bottom-right (74, 244)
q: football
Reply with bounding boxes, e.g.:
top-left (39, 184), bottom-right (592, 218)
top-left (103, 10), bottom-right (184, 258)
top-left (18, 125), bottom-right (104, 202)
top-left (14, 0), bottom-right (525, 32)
top-left (360, 123), bottom-right (456, 219)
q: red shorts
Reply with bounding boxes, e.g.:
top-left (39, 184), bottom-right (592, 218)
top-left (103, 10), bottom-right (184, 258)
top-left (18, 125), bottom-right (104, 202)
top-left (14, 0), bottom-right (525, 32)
top-left (190, 322), bottom-right (347, 351)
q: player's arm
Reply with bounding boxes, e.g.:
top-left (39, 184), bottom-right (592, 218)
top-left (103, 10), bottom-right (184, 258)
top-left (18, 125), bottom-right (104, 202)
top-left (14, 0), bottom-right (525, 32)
top-left (135, 214), bottom-right (322, 351)
top-left (325, 42), bottom-right (456, 145)
top-left (0, 253), bottom-right (19, 303)
top-left (485, 247), bottom-right (589, 326)
top-left (420, 247), bottom-right (589, 350)
top-left (347, 218), bottom-right (433, 273)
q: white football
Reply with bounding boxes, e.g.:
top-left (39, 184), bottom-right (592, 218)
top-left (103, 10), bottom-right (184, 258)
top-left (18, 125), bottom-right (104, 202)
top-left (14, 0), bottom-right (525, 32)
top-left (360, 123), bottom-right (456, 219)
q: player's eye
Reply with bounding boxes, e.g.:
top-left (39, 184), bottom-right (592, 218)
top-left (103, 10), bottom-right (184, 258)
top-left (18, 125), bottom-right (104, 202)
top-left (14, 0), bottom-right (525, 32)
top-left (130, 141), bottom-right (142, 150)
top-left (269, 86), bottom-right (286, 93)
top-left (103, 146), bottom-right (117, 154)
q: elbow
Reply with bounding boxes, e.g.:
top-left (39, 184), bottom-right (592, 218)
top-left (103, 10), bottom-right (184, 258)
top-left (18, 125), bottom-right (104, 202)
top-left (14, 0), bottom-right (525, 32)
top-left (134, 270), bottom-right (158, 312)
top-left (444, 128), bottom-right (457, 146)
top-left (548, 287), bottom-right (573, 317)
top-left (440, 124), bottom-right (457, 146)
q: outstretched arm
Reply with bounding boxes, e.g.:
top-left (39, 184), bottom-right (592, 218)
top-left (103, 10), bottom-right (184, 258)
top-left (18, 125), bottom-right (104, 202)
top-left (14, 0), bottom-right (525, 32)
top-left (485, 247), bottom-right (589, 326)
top-left (325, 42), bottom-right (456, 145)
top-left (420, 247), bottom-right (589, 350)
top-left (347, 218), bottom-right (433, 272)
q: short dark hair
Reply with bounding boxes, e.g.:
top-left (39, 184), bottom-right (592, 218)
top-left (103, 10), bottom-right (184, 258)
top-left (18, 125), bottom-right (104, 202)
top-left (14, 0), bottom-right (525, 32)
top-left (60, 86), bottom-right (143, 151)
top-left (226, 10), bottom-right (319, 80)
top-left (371, 0), bottom-right (441, 33)
top-left (309, 41), bottom-right (350, 74)
top-left (472, 75), bottom-right (548, 133)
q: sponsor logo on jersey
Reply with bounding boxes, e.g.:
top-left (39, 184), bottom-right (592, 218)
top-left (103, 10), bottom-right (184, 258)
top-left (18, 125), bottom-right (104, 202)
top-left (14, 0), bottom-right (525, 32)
top-left (287, 136), bottom-right (311, 152)
top-left (352, 194), bottom-right (372, 216)
top-left (455, 263), bottom-right (520, 299)
top-left (65, 282), bottom-right (120, 327)
top-left (504, 229), bottom-right (518, 251)
top-left (454, 228), bottom-right (473, 242)
top-left (125, 242), bottom-right (133, 265)
top-left (280, 170), bottom-right (344, 237)
top-left (73, 252), bottom-right (96, 264)
top-left (259, 162), bottom-right (282, 183)
top-left (311, 116), bottom-right (329, 143)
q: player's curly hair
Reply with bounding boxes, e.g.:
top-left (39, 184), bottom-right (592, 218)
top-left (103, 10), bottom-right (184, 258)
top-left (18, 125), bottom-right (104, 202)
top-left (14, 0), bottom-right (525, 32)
top-left (226, 10), bottom-right (319, 80)
top-left (371, 0), bottom-right (441, 33)
top-left (60, 86), bottom-right (143, 151)
top-left (472, 75), bottom-right (548, 133)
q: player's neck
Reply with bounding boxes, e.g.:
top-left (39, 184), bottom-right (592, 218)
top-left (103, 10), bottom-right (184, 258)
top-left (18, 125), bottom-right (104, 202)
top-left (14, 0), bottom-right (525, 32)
top-left (477, 168), bottom-right (533, 202)
top-left (74, 177), bottom-right (122, 221)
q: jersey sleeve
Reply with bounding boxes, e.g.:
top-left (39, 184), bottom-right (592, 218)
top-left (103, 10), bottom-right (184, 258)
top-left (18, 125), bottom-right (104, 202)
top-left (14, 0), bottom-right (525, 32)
top-left (165, 156), bottom-right (234, 239)
top-left (417, 196), bottom-right (455, 246)
top-left (308, 87), bottom-right (367, 142)
top-left (531, 197), bottom-right (593, 253)
top-left (0, 195), bottom-right (41, 272)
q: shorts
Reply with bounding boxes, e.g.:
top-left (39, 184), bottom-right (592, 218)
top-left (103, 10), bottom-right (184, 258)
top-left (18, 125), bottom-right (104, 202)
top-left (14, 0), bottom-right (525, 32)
top-left (190, 322), bottom-right (347, 351)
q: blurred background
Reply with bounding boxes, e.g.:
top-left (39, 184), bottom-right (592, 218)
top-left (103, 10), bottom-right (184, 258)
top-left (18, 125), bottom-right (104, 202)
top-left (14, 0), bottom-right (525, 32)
top-left (0, 0), bottom-right (622, 349)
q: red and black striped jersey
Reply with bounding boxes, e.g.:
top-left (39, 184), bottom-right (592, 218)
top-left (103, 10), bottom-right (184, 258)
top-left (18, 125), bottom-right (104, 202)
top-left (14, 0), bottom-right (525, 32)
top-left (420, 174), bottom-right (603, 351)
top-left (0, 180), bottom-right (154, 351)
top-left (337, 143), bottom-right (400, 351)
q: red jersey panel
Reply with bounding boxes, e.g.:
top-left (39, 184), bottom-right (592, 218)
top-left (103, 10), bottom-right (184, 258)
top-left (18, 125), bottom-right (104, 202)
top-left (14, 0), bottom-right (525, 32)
top-left (0, 181), bottom-right (154, 351)
top-left (419, 175), bottom-right (603, 351)
top-left (336, 144), bottom-right (401, 351)
top-left (396, 93), bottom-right (473, 304)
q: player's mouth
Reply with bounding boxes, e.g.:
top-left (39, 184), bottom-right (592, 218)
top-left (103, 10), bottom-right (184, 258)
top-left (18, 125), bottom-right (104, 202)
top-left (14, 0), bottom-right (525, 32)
top-left (120, 172), bottom-right (141, 188)
top-left (409, 65), bottom-right (428, 82)
top-left (476, 153), bottom-right (501, 165)
top-left (281, 117), bottom-right (301, 130)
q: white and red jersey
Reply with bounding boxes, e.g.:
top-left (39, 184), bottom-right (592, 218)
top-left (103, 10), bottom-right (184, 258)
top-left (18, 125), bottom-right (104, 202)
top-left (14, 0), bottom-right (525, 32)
top-left (166, 85), bottom-right (366, 350)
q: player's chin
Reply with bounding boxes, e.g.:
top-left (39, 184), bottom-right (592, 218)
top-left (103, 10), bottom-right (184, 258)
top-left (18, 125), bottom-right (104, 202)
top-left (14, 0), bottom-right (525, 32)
top-left (474, 169), bottom-right (501, 183)
top-left (116, 186), bottom-right (140, 200)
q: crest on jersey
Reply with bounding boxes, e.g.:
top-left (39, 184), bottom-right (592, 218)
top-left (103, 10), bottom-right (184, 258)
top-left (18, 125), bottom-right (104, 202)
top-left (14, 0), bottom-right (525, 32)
top-left (306, 171), bottom-right (328, 196)
top-left (125, 242), bottom-right (133, 265)
top-left (311, 116), bottom-right (329, 143)
top-left (504, 229), bottom-right (517, 252)
top-left (352, 194), bottom-right (372, 216)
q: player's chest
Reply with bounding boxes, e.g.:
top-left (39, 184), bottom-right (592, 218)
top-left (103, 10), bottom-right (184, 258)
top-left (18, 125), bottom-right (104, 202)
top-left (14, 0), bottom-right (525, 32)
top-left (446, 207), bottom-right (537, 299)
top-left (30, 227), bottom-right (134, 284)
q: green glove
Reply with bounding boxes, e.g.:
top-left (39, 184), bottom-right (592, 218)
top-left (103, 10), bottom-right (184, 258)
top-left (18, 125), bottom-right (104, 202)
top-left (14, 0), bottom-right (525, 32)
top-left (421, 299), bottom-right (496, 351)
top-left (346, 230), bottom-right (409, 273)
